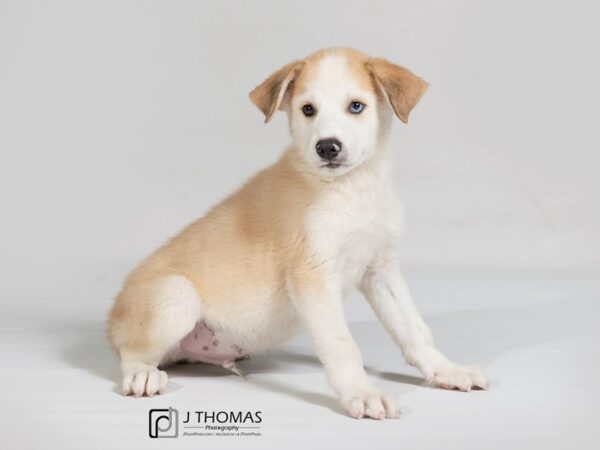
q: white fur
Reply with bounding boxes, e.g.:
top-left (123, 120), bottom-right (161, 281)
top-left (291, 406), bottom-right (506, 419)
top-left (289, 55), bottom-right (389, 178)
top-left (110, 50), bottom-right (487, 418)
top-left (285, 54), bottom-right (487, 416)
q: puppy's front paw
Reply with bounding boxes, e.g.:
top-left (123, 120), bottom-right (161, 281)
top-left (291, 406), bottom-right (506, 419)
top-left (341, 387), bottom-right (400, 420)
top-left (426, 361), bottom-right (488, 392)
top-left (122, 365), bottom-right (168, 397)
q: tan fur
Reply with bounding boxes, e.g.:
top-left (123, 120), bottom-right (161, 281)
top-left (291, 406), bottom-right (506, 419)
top-left (292, 48), bottom-right (376, 95)
top-left (108, 47), bottom-right (428, 375)
top-left (249, 61), bottom-right (305, 123)
top-left (107, 48), bottom-right (426, 356)
top-left (249, 47), bottom-right (426, 123)
top-left (365, 58), bottom-right (428, 123)
top-left (107, 150), bottom-right (326, 355)
top-left (105, 48), bottom-right (488, 413)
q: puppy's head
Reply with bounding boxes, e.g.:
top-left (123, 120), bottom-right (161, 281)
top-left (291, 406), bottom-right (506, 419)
top-left (250, 48), bottom-right (428, 177)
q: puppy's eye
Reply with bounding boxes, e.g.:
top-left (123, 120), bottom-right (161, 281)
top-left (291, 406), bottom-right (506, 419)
top-left (349, 101), bottom-right (365, 114)
top-left (302, 104), bottom-right (315, 117)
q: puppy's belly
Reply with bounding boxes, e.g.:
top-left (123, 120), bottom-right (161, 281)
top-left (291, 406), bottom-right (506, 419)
top-left (181, 290), bottom-right (303, 366)
top-left (180, 321), bottom-right (246, 369)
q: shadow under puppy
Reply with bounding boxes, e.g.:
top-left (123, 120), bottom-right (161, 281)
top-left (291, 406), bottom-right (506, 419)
top-left (107, 48), bottom-right (488, 420)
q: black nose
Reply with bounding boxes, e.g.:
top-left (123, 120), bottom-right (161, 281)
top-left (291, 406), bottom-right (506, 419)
top-left (316, 138), bottom-right (342, 161)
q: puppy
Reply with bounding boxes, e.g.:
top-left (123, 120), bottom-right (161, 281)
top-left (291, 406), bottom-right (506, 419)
top-left (107, 48), bottom-right (488, 419)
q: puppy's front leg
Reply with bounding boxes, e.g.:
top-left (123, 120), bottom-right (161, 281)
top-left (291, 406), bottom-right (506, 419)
top-left (360, 252), bottom-right (489, 391)
top-left (289, 280), bottom-right (400, 420)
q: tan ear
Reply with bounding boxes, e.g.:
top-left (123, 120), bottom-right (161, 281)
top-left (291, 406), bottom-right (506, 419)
top-left (249, 60), bottom-right (305, 123)
top-left (366, 58), bottom-right (428, 123)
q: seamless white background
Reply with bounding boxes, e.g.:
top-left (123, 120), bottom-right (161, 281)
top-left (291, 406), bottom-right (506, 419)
top-left (1, 0), bottom-right (599, 288)
top-left (0, 1), bottom-right (598, 449)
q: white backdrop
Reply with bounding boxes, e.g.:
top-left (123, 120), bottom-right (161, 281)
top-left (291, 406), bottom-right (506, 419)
top-left (1, 0), bottom-right (599, 290)
top-left (2, 3), bottom-right (600, 449)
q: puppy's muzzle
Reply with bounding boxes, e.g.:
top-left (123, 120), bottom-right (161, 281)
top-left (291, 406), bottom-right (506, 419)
top-left (316, 138), bottom-right (342, 161)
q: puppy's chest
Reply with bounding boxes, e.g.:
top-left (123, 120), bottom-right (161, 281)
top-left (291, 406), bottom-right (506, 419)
top-left (306, 190), bottom-right (399, 274)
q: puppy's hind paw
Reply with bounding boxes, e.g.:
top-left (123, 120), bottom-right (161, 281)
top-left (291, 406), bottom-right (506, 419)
top-left (122, 365), bottom-right (168, 397)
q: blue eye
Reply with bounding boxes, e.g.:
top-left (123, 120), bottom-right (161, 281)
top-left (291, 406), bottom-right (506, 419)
top-left (349, 101), bottom-right (365, 114)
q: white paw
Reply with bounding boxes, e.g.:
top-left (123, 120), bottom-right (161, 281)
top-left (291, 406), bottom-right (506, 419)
top-left (122, 365), bottom-right (168, 397)
top-left (341, 387), bottom-right (400, 420)
top-left (426, 361), bottom-right (488, 392)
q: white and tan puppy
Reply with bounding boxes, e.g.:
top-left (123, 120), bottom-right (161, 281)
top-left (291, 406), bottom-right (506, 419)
top-left (107, 48), bottom-right (488, 419)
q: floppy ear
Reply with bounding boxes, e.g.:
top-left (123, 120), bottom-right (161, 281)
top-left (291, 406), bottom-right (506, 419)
top-left (249, 60), bottom-right (305, 123)
top-left (366, 58), bottom-right (428, 123)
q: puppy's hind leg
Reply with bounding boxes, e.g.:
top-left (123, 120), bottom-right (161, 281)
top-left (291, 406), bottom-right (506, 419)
top-left (107, 274), bottom-right (202, 397)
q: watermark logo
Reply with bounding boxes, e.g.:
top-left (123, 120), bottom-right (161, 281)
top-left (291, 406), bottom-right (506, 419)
top-left (148, 407), bottom-right (263, 438)
top-left (149, 407), bottom-right (179, 438)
